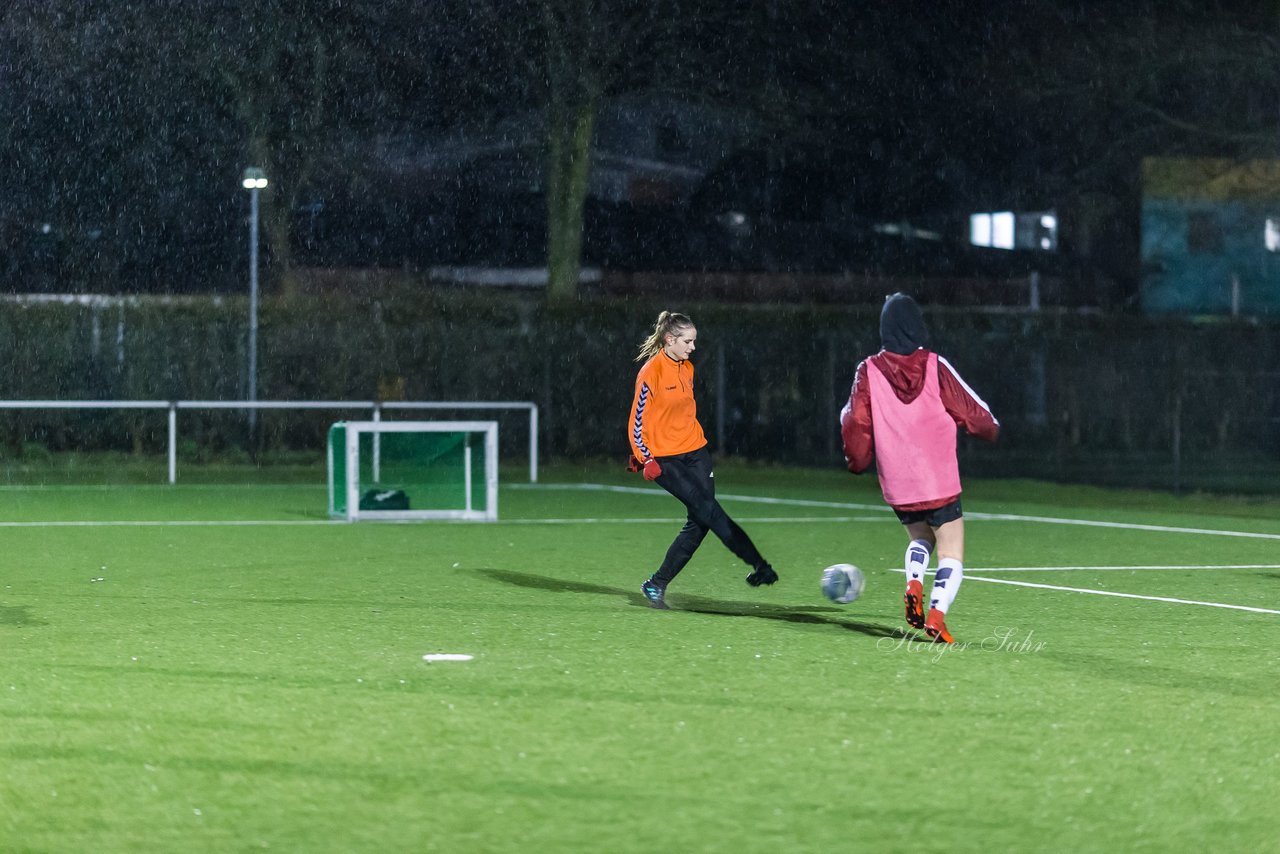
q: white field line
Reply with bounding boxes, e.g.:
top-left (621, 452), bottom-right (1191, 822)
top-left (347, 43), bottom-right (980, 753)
top-left (962, 511), bottom-right (1280, 541)
top-left (963, 575), bottom-right (1280, 615)
top-left (519, 483), bottom-right (1280, 540)
top-left (12, 482), bottom-right (1280, 540)
top-left (497, 515), bottom-right (887, 525)
top-left (947, 564), bottom-right (1280, 572)
top-left (881, 564), bottom-right (1280, 613)
top-left (0, 484), bottom-right (316, 492)
top-left (0, 515), bottom-right (893, 529)
top-left (514, 482), bottom-right (889, 512)
top-left (0, 520), bottom-right (336, 528)
top-left (5, 484), bottom-right (1276, 615)
top-left (527, 484), bottom-right (1280, 616)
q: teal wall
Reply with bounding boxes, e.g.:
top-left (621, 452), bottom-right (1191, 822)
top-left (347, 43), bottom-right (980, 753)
top-left (1141, 198), bottom-right (1280, 314)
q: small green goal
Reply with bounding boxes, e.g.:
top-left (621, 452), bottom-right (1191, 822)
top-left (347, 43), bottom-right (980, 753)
top-left (326, 420), bottom-right (498, 521)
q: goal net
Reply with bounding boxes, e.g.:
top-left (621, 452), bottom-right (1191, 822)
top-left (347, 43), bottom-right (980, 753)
top-left (327, 420), bottom-right (498, 521)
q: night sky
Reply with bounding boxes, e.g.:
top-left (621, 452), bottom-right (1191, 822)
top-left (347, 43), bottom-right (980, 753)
top-left (0, 0), bottom-right (1273, 293)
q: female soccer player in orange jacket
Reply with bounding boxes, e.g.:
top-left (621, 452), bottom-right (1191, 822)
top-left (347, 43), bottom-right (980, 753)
top-left (628, 311), bottom-right (778, 609)
top-left (840, 293), bottom-right (999, 643)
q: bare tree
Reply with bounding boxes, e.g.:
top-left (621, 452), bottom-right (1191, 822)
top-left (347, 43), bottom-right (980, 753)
top-left (189, 0), bottom-right (393, 292)
top-left (461, 0), bottom-right (709, 301)
top-left (0, 0), bottom-right (412, 292)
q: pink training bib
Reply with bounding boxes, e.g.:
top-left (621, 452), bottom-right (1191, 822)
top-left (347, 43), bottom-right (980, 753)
top-left (866, 352), bottom-right (962, 507)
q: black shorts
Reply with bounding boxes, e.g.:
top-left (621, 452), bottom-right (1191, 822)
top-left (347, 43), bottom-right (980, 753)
top-left (894, 498), bottom-right (963, 528)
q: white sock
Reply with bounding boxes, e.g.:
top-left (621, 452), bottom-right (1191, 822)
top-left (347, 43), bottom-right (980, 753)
top-left (905, 539), bottom-right (932, 586)
top-left (930, 558), bottom-right (964, 614)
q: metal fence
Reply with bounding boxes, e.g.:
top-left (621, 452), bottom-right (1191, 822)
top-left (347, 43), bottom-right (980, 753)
top-left (3, 288), bottom-right (1280, 494)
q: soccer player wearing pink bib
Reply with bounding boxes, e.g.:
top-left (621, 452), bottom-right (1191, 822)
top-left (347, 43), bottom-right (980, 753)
top-left (839, 293), bottom-right (999, 643)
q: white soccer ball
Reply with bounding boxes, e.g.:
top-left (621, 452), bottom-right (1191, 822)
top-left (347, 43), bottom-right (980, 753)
top-left (821, 563), bottom-right (865, 604)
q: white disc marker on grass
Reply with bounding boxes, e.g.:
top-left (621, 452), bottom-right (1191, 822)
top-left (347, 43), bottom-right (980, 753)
top-left (422, 654), bottom-right (474, 662)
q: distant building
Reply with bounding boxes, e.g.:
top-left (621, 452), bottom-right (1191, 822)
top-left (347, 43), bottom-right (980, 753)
top-left (376, 94), bottom-right (751, 207)
top-left (1141, 156), bottom-right (1280, 315)
top-left (297, 97), bottom-right (1084, 286)
top-left (308, 95), bottom-right (753, 269)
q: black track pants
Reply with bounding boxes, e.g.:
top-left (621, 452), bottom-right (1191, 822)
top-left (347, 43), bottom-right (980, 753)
top-left (650, 447), bottom-right (767, 586)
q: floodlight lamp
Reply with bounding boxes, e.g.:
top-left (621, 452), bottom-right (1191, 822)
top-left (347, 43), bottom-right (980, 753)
top-left (241, 167), bottom-right (268, 190)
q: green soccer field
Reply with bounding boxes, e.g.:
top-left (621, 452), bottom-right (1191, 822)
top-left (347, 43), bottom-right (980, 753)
top-left (1, 462), bottom-right (1278, 852)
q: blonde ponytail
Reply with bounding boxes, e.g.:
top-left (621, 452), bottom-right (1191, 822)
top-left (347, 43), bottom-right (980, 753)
top-left (636, 311), bottom-right (694, 362)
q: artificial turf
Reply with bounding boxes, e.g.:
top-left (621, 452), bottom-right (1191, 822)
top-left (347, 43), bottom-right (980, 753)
top-left (1, 462), bottom-right (1277, 851)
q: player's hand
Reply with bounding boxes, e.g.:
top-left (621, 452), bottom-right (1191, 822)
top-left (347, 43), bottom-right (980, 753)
top-left (626, 454), bottom-right (642, 473)
top-left (643, 458), bottom-right (662, 481)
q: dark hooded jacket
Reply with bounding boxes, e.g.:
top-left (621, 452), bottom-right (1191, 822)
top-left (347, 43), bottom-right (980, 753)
top-left (838, 293), bottom-right (999, 508)
top-left (871, 293), bottom-right (933, 405)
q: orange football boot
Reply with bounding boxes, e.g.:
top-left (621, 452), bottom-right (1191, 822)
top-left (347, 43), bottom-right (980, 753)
top-left (924, 608), bottom-right (954, 644)
top-left (904, 580), bottom-right (925, 629)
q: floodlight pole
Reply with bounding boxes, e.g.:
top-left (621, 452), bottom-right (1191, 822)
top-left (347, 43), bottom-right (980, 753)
top-left (248, 186), bottom-right (259, 434)
top-left (242, 167), bottom-right (268, 436)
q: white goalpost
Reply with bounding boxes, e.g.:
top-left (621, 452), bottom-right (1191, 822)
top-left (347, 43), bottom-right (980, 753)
top-left (326, 420), bottom-right (499, 522)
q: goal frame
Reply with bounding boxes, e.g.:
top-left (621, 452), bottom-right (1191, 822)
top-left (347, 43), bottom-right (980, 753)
top-left (327, 420), bottom-right (499, 522)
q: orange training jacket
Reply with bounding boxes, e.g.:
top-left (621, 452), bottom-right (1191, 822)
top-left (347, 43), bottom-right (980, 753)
top-left (629, 351), bottom-right (707, 461)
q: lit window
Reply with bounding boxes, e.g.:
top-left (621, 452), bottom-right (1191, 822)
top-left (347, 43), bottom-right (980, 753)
top-left (971, 209), bottom-right (1056, 251)
top-left (969, 214), bottom-right (992, 247)
top-left (1267, 217), bottom-right (1280, 252)
top-left (991, 212), bottom-right (1015, 249)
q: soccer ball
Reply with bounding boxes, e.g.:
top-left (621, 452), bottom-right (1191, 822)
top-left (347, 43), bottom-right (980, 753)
top-left (821, 563), bottom-right (865, 604)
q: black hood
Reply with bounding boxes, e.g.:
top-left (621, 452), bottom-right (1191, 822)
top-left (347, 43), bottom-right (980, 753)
top-left (879, 292), bottom-right (929, 355)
